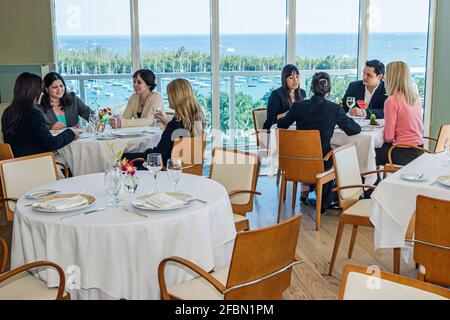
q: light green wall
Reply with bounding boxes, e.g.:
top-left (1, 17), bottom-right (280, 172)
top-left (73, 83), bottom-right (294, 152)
top-left (430, 0), bottom-right (450, 138)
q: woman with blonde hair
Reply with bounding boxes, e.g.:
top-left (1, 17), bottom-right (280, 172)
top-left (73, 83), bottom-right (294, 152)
top-left (375, 61), bottom-right (424, 166)
top-left (123, 78), bottom-right (205, 167)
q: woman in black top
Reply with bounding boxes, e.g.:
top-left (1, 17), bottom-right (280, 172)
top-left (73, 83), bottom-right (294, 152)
top-left (38, 72), bottom-right (91, 130)
top-left (123, 78), bottom-right (205, 168)
top-left (2, 73), bottom-right (78, 158)
top-left (277, 72), bottom-right (361, 211)
top-left (263, 64), bottom-right (306, 130)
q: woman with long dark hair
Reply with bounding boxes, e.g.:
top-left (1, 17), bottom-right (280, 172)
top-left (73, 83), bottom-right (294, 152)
top-left (2, 72), bottom-right (78, 157)
top-left (263, 64), bottom-right (306, 130)
top-left (39, 72), bottom-right (91, 130)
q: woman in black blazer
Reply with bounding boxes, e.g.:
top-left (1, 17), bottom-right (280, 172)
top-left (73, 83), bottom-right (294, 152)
top-left (2, 73), bottom-right (78, 158)
top-left (123, 78), bottom-right (205, 169)
top-left (263, 64), bottom-right (306, 130)
top-left (38, 72), bottom-right (91, 130)
top-left (277, 72), bottom-right (361, 212)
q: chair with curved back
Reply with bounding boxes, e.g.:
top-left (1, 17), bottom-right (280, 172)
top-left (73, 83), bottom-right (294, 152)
top-left (328, 144), bottom-right (403, 276)
top-left (252, 108), bottom-right (268, 154)
top-left (339, 264), bottom-right (450, 300)
top-left (0, 152), bottom-right (59, 221)
top-left (172, 133), bottom-right (206, 176)
top-left (0, 143), bottom-right (13, 161)
top-left (277, 129), bottom-right (335, 231)
top-left (209, 147), bottom-right (261, 232)
top-left (0, 236), bottom-right (69, 300)
top-left (158, 215), bottom-right (302, 300)
top-left (409, 195), bottom-right (450, 288)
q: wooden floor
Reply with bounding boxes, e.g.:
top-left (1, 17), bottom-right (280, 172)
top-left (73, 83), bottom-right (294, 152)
top-left (0, 174), bottom-right (417, 300)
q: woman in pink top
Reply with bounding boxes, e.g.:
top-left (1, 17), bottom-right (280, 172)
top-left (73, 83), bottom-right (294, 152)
top-left (375, 61), bottom-right (424, 166)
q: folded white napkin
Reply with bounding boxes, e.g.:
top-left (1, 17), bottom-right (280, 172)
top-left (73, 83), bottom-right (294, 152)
top-left (142, 193), bottom-right (185, 209)
top-left (34, 195), bottom-right (88, 211)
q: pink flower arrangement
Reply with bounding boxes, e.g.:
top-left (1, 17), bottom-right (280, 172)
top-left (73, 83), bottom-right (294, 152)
top-left (121, 158), bottom-right (137, 176)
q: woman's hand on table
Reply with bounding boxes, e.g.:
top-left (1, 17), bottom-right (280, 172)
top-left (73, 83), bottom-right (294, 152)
top-left (109, 117), bottom-right (122, 129)
top-left (52, 121), bottom-right (66, 130)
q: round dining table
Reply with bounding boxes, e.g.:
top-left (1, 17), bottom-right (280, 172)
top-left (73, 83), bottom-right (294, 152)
top-left (57, 126), bottom-right (162, 176)
top-left (11, 171), bottom-right (236, 300)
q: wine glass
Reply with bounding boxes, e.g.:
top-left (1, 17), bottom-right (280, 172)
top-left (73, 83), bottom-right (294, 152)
top-left (346, 97), bottom-right (356, 110)
top-left (89, 110), bottom-right (99, 135)
top-left (104, 168), bottom-right (123, 207)
top-left (146, 153), bottom-right (163, 194)
top-left (151, 107), bottom-right (162, 127)
top-left (167, 158), bottom-right (183, 192)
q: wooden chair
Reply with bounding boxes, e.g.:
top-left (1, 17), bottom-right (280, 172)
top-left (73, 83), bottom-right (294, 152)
top-left (172, 133), bottom-right (206, 176)
top-left (408, 195), bottom-right (450, 287)
top-left (339, 264), bottom-right (450, 300)
top-left (0, 236), bottom-right (69, 300)
top-left (209, 147), bottom-right (261, 232)
top-left (277, 129), bottom-right (335, 231)
top-left (158, 215), bottom-right (302, 300)
top-left (425, 124), bottom-right (450, 153)
top-left (328, 144), bottom-right (401, 276)
top-left (0, 143), bottom-right (13, 161)
top-left (0, 152), bottom-right (59, 221)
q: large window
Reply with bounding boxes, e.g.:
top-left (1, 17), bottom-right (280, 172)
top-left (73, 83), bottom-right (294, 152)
top-left (296, 0), bottom-right (360, 102)
top-left (219, 0), bottom-right (286, 144)
top-left (54, 0), bottom-right (132, 109)
top-left (368, 0), bottom-right (430, 98)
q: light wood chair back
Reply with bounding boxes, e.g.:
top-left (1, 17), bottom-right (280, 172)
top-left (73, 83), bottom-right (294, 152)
top-left (0, 236), bottom-right (7, 273)
top-left (278, 129), bottom-right (324, 184)
top-left (0, 144), bottom-right (13, 161)
top-left (224, 215), bottom-right (302, 299)
top-left (0, 153), bottom-right (59, 221)
top-left (210, 147), bottom-right (259, 215)
top-left (252, 108), bottom-right (267, 148)
top-left (339, 264), bottom-right (450, 300)
top-left (172, 133), bottom-right (206, 176)
top-left (413, 195), bottom-right (450, 287)
top-left (433, 124), bottom-right (450, 153)
top-left (332, 144), bottom-right (363, 210)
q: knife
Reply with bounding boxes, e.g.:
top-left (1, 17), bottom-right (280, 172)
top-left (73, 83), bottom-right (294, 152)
top-left (61, 207), bottom-right (106, 220)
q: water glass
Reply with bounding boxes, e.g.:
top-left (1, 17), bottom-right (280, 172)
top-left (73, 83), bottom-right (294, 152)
top-left (346, 97), bottom-right (356, 110)
top-left (167, 158), bottom-right (183, 192)
top-left (146, 153), bottom-right (163, 193)
top-left (104, 169), bottom-right (122, 207)
top-left (151, 107), bottom-right (162, 127)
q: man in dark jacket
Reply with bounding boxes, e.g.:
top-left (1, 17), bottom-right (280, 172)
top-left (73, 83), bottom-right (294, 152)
top-left (342, 59), bottom-right (387, 119)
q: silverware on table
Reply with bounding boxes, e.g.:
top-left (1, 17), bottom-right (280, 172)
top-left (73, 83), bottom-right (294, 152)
top-left (123, 206), bottom-right (148, 218)
top-left (61, 207), bottom-right (106, 221)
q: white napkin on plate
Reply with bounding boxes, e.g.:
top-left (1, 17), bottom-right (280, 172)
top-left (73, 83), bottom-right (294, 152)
top-left (142, 193), bottom-right (185, 209)
top-left (33, 195), bottom-right (88, 210)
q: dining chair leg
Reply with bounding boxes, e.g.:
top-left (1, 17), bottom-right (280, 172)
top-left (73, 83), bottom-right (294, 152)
top-left (277, 172), bottom-right (286, 224)
top-left (393, 247), bottom-right (401, 275)
top-left (329, 219), bottom-right (345, 276)
top-left (315, 180), bottom-right (323, 231)
top-left (291, 182), bottom-right (298, 211)
top-left (276, 168), bottom-right (281, 186)
top-left (348, 225), bottom-right (358, 258)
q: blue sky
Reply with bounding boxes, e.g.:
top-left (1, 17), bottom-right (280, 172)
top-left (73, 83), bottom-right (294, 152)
top-left (55, 0), bottom-right (430, 35)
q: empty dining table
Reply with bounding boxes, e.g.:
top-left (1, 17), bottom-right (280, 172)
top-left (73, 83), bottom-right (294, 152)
top-left (11, 171), bottom-right (236, 300)
top-left (56, 126), bottom-right (162, 176)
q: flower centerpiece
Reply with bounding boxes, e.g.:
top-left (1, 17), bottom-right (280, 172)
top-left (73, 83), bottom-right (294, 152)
top-left (121, 158), bottom-right (139, 193)
top-left (98, 108), bottom-right (112, 133)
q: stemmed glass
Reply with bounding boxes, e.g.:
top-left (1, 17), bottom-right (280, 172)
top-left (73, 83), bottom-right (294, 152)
top-left (346, 97), bottom-right (356, 111)
top-left (146, 153), bottom-right (163, 194)
top-left (151, 107), bottom-right (162, 127)
top-left (104, 167), bottom-right (123, 207)
top-left (167, 158), bottom-right (183, 192)
top-left (89, 110), bottom-right (99, 135)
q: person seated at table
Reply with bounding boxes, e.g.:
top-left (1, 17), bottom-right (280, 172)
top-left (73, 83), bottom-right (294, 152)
top-left (38, 72), bottom-right (92, 130)
top-left (375, 61), bottom-right (424, 167)
top-left (109, 69), bottom-right (165, 129)
top-left (263, 64), bottom-right (306, 130)
top-left (278, 72), bottom-right (361, 212)
top-left (2, 72), bottom-right (79, 158)
top-left (122, 78), bottom-right (205, 168)
top-left (342, 59), bottom-right (387, 119)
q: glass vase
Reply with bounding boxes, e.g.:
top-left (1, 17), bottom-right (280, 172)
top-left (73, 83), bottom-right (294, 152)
top-left (123, 173), bottom-right (139, 193)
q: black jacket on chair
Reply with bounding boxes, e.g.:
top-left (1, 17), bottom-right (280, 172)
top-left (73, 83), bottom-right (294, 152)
top-left (263, 87), bottom-right (307, 130)
top-left (2, 106), bottom-right (76, 158)
top-left (277, 95), bottom-right (361, 157)
top-left (342, 80), bottom-right (387, 119)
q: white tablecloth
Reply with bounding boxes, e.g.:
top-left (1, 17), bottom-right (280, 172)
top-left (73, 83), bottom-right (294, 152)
top-left (11, 172), bottom-right (236, 300)
top-left (264, 121), bottom-right (384, 181)
top-left (58, 127), bottom-right (162, 176)
top-left (371, 153), bottom-right (450, 250)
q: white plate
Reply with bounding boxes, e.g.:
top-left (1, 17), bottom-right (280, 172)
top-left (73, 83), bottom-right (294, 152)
top-left (401, 173), bottom-right (428, 182)
top-left (25, 189), bottom-right (60, 199)
top-left (31, 194), bottom-right (96, 213)
top-left (437, 175), bottom-right (450, 187)
top-left (132, 192), bottom-right (193, 211)
top-left (111, 131), bottom-right (146, 138)
top-left (96, 134), bottom-right (114, 140)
